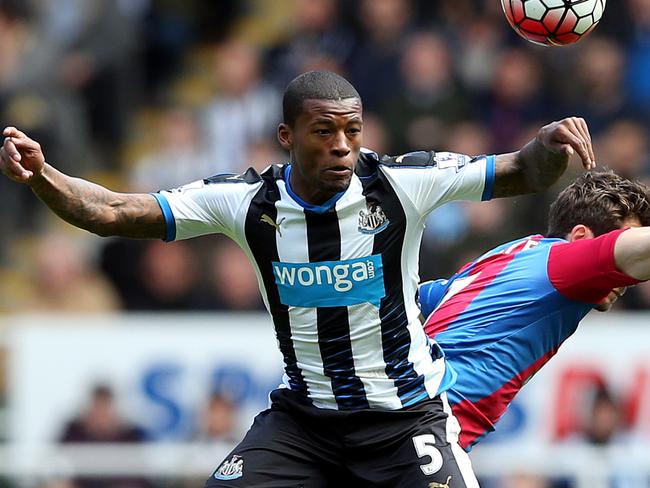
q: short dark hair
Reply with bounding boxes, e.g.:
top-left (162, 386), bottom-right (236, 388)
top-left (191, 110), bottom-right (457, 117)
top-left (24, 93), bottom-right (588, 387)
top-left (282, 71), bottom-right (361, 127)
top-left (547, 171), bottom-right (650, 238)
top-left (91, 384), bottom-right (114, 401)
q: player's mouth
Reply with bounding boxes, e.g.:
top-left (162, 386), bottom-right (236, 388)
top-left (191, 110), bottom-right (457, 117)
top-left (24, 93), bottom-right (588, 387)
top-left (323, 165), bottom-right (352, 177)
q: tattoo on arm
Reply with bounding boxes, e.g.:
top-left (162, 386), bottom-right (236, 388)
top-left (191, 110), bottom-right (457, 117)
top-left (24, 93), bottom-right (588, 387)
top-left (492, 140), bottom-right (568, 198)
top-left (30, 164), bottom-right (166, 239)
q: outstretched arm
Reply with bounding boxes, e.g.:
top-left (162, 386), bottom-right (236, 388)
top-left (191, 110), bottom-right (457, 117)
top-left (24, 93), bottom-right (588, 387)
top-left (614, 227), bottom-right (650, 281)
top-left (492, 117), bottom-right (595, 198)
top-left (0, 127), bottom-right (165, 239)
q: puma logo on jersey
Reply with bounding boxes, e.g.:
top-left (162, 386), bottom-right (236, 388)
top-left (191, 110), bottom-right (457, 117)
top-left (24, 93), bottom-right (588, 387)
top-left (429, 476), bottom-right (452, 488)
top-left (260, 214), bottom-right (285, 236)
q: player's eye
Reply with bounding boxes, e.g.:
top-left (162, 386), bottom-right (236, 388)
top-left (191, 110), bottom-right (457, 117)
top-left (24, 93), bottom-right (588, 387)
top-left (315, 129), bottom-right (331, 136)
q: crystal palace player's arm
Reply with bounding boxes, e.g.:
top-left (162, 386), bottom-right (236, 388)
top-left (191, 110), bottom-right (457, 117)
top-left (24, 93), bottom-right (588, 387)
top-left (614, 226), bottom-right (650, 280)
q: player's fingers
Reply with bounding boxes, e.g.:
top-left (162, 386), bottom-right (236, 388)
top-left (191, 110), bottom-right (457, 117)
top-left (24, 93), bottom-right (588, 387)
top-left (1, 146), bottom-right (25, 175)
top-left (3, 137), bottom-right (21, 162)
top-left (576, 118), bottom-right (596, 167)
top-left (2, 128), bottom-right (41, 157)
top-left (7, 134), bottom-right (41, 153)
top-left (556, 121), bottom-right (592, 170)
top-left (567, 117), bottom-right (595, 169)
top-left (3, 126), bottom-right (28, 140)
top-left (0, 146), bottom-right (31, 182)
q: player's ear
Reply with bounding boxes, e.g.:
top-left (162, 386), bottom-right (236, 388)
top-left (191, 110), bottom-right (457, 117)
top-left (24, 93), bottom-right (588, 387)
top-left (277, 123), bottom-right (293, 151)
top-left (568, 224), bottom-right (595, 242)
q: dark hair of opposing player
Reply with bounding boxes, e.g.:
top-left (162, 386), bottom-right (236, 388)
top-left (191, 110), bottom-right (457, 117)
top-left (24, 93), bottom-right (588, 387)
top-left (282, 71), bottom-right (361, 127)
top-left (547, 170), bottom-right (650, 238)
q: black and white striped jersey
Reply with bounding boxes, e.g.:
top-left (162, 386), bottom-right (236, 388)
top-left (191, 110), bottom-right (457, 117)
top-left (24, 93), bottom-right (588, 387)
top-left (154, 149), bottom-right (495, 410)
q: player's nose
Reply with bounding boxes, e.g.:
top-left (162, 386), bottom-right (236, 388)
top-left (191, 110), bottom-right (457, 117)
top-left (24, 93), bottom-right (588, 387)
top-left (331, 130), bottom-right (351, 157)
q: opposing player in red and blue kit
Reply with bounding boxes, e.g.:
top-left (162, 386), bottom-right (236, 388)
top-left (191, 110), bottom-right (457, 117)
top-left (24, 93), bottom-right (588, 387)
top-left (419, 171), bottom-right (650, 451)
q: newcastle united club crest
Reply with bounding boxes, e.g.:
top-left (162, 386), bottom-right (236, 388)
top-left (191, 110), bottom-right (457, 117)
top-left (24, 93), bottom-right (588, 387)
top-left (358, 205), bottom-right (389, 235)
top-left (214, 454), bottom-right (244, 480)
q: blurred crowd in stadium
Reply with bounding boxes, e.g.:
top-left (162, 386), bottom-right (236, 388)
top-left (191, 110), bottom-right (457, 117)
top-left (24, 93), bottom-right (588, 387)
top-left (43, 380), bottom-right (644, 488)
top-left (1, 0), bottom-right (650, 486)
top-left (2, 0), bottom-right (650, 313)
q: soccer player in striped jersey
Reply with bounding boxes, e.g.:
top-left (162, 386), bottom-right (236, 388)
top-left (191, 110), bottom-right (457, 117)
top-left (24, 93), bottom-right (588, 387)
top-left (1, 70), bottom-right (596, 487)
top-left (419, 171), bottom-right (650, 452)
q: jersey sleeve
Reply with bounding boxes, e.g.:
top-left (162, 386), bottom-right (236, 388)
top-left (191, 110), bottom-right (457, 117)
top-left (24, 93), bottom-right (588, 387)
top-left (379, 151), bottom-right (495, 217)
top-left (547, 228), bottom-right (643, 304)
top-left (419, 279), bottom-right (451, 319)
top-left (151, 175), bottom-right (262, 242)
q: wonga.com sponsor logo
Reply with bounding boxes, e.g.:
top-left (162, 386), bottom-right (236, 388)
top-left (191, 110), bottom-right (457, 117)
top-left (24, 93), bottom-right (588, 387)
top-left (272, 255), bottom-right (385, 307)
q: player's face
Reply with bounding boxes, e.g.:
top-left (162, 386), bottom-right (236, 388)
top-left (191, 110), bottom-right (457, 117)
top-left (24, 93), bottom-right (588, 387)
top-left (279, 98), bottom-right (363, 205)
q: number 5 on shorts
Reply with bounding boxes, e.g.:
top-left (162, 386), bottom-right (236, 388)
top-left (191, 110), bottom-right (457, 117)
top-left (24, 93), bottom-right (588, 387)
top-left (412, 434), bottom-right (443, 475)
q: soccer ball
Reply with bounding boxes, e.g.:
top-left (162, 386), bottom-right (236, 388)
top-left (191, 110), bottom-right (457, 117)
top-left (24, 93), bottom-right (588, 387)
top-left (501, 0), bottom-right (606, 46)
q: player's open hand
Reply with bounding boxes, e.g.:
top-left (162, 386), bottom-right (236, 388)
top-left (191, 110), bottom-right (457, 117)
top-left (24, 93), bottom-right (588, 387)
top-left (536, 117), bottom-right (595, 170)
top-left (0, 127), bottom-right (46, 184)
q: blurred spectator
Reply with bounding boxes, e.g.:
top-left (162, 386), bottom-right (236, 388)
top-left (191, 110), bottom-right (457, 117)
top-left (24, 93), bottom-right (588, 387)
top-left (8, 232), bottom-right (120, 313)
top-left (0, 1), bottom-right (92, 257)
top-left (35, 0), bottom-right (143, 165)
top-left (101, 238), bottom-right (203, 311)
top-left (60, 384), bottom-right (151, 488)
top-left (573, 387), bottom-right (623, 446)
top-left (245, 137), bottom-right (285, 173)
top-left (481, 473), bottom-right (562, 488)
top-left (193, 391), bottom-right (238, 443)
top-left (379, 31), bottom-right (468, 153)
top-left (445, 120), bottom-right (492, 157)
top-left (99, 239), bottom-right (148, 310)
top-left (37, 479), bottom-right (78, 488)
top-left (479, 48), bottom-right (547, 153)
top-left (129, 106), bottom-right (213, 192)
top-left (503, 473), bottom-right (551, 488)
top-left (135, 240), bottom-right (201, 310)
top-left (198, 239), bottom-right (264, 311)
top-left (264, 0), bottom-right (355, 88)
top-left (202, 39), bottom-right (281, 174)
top-left (568, 38), bottom-right (631, 134)
top-left (360, 112), bottom-right (391, 156)
top-left (455, 11), bottom-right (506, 92)
top-left (346, 0), bottom-right (413, 111)
top-left (625, 0), bottom-right (650, 117)
top-left (0, 1), bottom-right (89, 165)
top-left (136, 2), bottom-right (198, 101)
top-left (566, 386), bottom-right (650, 488)
top-left (594, 119), bottom-right (650, 179)
top-left (61, 384), bottom-right (146, 444)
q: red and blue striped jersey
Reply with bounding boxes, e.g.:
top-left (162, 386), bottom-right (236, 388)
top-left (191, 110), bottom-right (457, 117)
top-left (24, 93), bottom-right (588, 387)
top-left (420, 229), bottom-right (640, 450)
